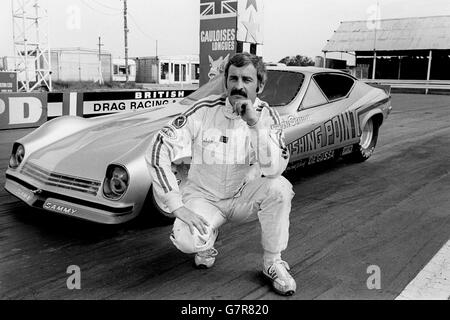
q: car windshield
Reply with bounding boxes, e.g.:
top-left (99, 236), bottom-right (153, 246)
top-left (180, 69), bottom-right (304, 107)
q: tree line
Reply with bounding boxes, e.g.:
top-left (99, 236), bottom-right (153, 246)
top-left (278, 55), bottom-right (315, 66)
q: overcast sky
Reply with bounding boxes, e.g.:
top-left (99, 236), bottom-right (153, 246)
top-left (1, 0), bottom-right (449, 63)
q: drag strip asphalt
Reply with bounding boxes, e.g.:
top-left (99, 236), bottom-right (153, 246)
top-left (0, 93), bottom-right (449, 299)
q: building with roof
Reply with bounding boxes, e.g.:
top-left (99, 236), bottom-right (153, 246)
top-left (50, 47), bottom-right (112, 82)
top-left (134, 55), bottom-right (199, 85)
top-left (323, 15), bottom-right (450, 80)
top-left (112, 58), bottom-right (136, 82)
top-left (2, 47), bottom-right (113, 85)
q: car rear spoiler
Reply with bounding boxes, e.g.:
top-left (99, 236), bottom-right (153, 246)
top-left (368, 83), bottom-right (391, 96)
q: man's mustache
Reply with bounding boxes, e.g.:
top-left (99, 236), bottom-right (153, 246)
top-left (230, 89), bottom-right (247, 97)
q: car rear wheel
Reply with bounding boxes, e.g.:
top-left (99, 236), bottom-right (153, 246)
top-left (350, 118), bottom-right (379, 162)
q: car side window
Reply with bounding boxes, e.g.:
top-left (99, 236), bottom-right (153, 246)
top-left (313, 73), bottom-right (355, 101)
top-left (259, 71), bottom-right (304, 107)
top-left (301, 78), bottom-right (328, 110)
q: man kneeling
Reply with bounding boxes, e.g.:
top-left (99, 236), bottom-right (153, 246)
top-left (146, 53), bottom-right (296, 296)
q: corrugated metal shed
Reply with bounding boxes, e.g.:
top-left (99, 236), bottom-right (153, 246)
top-left (50, 47), bottom-right (112, 82)
top-left (323, 15), bottom-right (450, 52)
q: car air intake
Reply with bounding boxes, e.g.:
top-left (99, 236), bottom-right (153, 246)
top-left (21, 162), bottom-right (101, 196)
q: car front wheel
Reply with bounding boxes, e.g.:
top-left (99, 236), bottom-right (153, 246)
top-left (135, 186), bottom-right (175, 226)
top-left (350, 118), bottom-right (379, 162)
top-left (141, 162), bottom-right (190, 226)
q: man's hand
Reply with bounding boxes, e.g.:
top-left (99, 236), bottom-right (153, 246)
top-left (173, 206), bottom-right (210, 235)
top-left (234, 99), bottom-right (260, 126)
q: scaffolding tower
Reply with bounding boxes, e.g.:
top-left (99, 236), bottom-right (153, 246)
top-left (11, 0), bottom-right (52, 92)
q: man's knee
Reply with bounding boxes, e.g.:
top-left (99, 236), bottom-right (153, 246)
top-left (170, 218), bottom-right (218, 254)
top-left (184, 198), bottom-right (227, 229)
top-left (263, 176), bottom-right (295, 203)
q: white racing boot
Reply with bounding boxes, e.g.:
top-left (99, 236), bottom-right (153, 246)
top-left (195, 248), bottom-right (218, 269)
top-left (263, 260), bottom-right (296, 296)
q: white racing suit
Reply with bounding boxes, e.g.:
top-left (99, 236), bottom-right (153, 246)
top-left (146, 94), bottom-right (294, 256)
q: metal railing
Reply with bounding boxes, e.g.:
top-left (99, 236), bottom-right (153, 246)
top-left (364, 79), bottom-right (450, 94)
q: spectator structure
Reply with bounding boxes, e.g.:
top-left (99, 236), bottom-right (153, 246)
top-left (323, 15), bottom-right (450, 81)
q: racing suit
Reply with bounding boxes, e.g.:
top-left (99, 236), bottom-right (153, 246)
top-left (146, 94), bottom-right (294, 256)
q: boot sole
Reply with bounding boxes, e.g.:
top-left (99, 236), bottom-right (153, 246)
top-left (262, 271), bottom-right (296, 296)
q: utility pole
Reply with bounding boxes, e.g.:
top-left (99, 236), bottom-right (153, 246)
top-left (155, 39), bottom-right (159, 82)
top-left (123, 0), bottom-right (129, 82)
top-left (98, 36), bottom-right (104, 84)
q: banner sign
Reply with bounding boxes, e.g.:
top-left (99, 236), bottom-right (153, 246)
top-left (0, 89), bottom-right (194, 129)
top-left (199, 0), bottom-right (238, 86)
top-left (0, 93), bottom-right (47, 129)
top-left (0, 72), bottom-right (18, 93)
top-left (82, 90), bottom-right (195, 116)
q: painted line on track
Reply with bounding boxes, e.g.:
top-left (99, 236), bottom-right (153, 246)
top-left (396, 240), bottom-right (450, 300)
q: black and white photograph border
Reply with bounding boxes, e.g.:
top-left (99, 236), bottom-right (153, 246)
top-left (1, 0), bottom-right (450, 307)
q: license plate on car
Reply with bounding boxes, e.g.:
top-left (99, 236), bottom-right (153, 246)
top-left (43, 199), bottom-right (79, 216)
top-left (15, 186), bottom-right (34, 203)
top-left (342, 145), bottom-right (353, 155)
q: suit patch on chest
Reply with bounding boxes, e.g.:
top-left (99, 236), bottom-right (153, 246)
top-left (172, 115), bottom-right (187, 129)
top-left (203, 137), bottom-right (216, 144)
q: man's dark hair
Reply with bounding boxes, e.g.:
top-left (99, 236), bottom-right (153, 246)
top-left (224, 52), bottom-right (267, 88)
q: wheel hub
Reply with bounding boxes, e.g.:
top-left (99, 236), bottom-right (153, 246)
top-left (360, 120), bottom-right (374, 149)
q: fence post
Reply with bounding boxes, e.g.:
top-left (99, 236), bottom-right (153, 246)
top-left (426, 50), bottom-right (432, 95)
top-left (372, 52), bottom-right (377, 80)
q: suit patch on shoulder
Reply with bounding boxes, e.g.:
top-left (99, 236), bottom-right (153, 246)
top-left (172, 115), bottom-right (187, 129)
top-left (271, 124), bottom-right (282, 130)
top-left (160, 125), bottom-right (177, 140)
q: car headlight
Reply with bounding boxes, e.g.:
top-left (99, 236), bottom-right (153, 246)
top-left (9, 144), bottom-right (25, 169)
top-left (103, 165), bottom-right (129, 200)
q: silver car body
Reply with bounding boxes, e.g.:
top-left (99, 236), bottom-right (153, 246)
top-left (4, 66), bottom-right (392, 224)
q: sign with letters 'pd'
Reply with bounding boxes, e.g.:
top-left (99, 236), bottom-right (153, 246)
top-left (0, 93), bottom-right (47, 129)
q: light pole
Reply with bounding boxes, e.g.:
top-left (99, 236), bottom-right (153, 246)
top-left (123, 0), bottom-right (129, 83)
